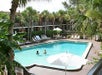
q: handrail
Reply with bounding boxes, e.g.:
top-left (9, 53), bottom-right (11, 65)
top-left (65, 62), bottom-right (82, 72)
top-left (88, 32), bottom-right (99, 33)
top-left (87, 59), bottom-right (102, 75)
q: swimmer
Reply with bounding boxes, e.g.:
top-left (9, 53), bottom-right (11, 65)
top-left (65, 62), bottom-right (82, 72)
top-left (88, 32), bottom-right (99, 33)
top-left (36, 50), bottom-right (39, 55)
top-left (43, 50), bottom-right (47, 54)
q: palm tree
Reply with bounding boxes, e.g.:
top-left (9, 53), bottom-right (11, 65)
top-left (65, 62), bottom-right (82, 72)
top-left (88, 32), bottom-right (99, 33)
top-left (62, 1), bottom-right (69, 10)
top-left (6, 1), bottom-right (32, 74)
top-left (41, 10), bottom-right (50, 34)
top-left (68, 0), bottom-right (102, 39)
top-left (21, 7), bottom-right (38, 41)
top-left (8, 0), bottom-right (32, 41)
top-left (6, 3), bottom-right (32, 73)
top-left (6, 0), bottom-right (48, 74)
top-left (84, 0), bottom-right (102, 39)
top-left (57, 10), bottom-right (66, 25)
top-left (48, 13), bottom-right (55, 28)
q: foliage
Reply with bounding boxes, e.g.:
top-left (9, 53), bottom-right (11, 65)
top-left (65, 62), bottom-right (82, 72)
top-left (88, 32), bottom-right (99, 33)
top-left (21, 7), bottom-right (39, 41)
top-left (31, 30), bottom-right (56, 38)
top-left (0, 21), bottom-right (9, 39)
top-left (46, 30), bottom-right (57, 37)
top-left (62, 0), bottom-right (102, 39)
top-left (32, 30), bottom-right (44, 36)
top-left (0, 12), bottom-right (9, 20)
top-left (86, 21), bottom-right (97, 37)
top-left (0, 39), bottom-right (21, 75)
top-left (0, 19), bottom-right (22, 75)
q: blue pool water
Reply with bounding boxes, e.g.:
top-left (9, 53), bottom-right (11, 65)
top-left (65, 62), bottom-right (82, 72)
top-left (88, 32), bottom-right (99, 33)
top-left (14, 41), bottom-right (88, 68)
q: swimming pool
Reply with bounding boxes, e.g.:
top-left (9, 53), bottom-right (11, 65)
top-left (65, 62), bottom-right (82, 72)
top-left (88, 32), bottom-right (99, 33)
top-left (14, 40), bottom-right (92, 70)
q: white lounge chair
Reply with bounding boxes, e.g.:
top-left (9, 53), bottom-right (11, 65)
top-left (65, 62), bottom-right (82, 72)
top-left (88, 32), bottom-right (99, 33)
top-left (71, 35), bottom-right (80, 39)
top-left (41, 35), bottom-right (50, 40)
top-left (32, 37), bottom-right (40, 42)
top-left (35, 35), bottom-right (44, 42)
top-left (71, 35), bottom-right (74, 39)
top-left (17, 41), bottom-right (25, 46)
top-left (74, 35), bottom-right (78, 39)
top-left (75, 35), bottom-right (80, 39)
top-left (77, 35), bottom-right (80, 39)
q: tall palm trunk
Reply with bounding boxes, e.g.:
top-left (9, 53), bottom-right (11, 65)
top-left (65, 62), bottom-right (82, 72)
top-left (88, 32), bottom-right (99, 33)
top-left (8, 1), bottom-right (19, 74)
top-left (8, 0), bottom-right (19, 41)
top-left (8, 0), bottom-right (19, 62)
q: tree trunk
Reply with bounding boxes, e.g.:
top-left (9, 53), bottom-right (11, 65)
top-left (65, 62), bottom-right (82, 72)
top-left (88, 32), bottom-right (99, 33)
top-left (8, 0), bottom-right (19, 41)
top-left (8, 0), bottom-right (19, 75)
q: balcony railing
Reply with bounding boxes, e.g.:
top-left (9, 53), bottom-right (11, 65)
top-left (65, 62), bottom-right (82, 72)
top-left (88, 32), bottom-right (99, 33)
top-left (14, 22), bottom-right (68, 29)
top-left (87, 59), bottom-right (102, 75)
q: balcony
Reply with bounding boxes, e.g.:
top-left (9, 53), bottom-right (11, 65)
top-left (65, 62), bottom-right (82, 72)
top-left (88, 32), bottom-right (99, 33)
top-left (87, 59), bottom-right (102, 75)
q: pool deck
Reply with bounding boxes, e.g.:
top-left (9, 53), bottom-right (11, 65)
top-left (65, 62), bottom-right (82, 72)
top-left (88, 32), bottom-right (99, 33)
top-left (26, 39), bottom-right (101, 75)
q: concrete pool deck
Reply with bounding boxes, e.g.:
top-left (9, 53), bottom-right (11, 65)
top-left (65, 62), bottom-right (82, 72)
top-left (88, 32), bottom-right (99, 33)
top-left (26, 39), bottom-right (101, 75)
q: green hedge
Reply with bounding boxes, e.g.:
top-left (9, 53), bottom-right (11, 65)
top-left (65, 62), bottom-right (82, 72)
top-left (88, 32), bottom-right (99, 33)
top-left (31, 30), bottom-right (57, 38)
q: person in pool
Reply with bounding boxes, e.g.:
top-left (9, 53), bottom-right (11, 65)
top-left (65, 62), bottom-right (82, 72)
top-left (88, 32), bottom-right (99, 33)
top-left (43, 50), bottom-right (47, 54)
top-left (36, 50), bottom-right (39, 55)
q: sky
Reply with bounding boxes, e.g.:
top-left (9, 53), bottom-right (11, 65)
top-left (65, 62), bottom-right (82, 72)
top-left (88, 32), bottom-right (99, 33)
top-left (0, 0), bottom-right (67, 13)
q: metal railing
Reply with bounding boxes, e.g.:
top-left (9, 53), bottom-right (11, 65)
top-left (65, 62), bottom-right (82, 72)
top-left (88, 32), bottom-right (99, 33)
top-left (87, 59), bottom-right (102, 75)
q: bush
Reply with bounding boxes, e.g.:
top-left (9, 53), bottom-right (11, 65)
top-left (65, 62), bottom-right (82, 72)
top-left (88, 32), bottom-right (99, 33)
top-left (32, 31), bottom-right (44, 36)
top-left (46, 30), bottom-right (56, 37)
top-left (31, 30), bottom-right (57, 38)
